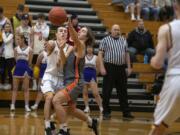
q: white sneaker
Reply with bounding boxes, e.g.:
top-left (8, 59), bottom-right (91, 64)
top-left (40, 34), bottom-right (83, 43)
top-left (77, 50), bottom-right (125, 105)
top-left (131, 16), bottom-right (136, 21)
top-left (137, 16), bottom-right (141, 21)
top-left (32, 84), bottom-right (37, 91)
top-left (84, 106), bottom-right (90, 113)
top-left (3, 84), bottom-right (11, 90)
top-left (25, 105), bottom-right (31, 112)
top-left (31, 104), bottom-right (38, 110)
top-left (99, 107), bottom-right (103, 113)
top-left (125, 6), bottom-right (129, 13)
top-left (10, 104), bottom-right (15, 111)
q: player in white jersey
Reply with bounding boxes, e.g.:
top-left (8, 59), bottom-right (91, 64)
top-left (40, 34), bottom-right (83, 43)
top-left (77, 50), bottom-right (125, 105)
top-left (83, 45), bottom-right (103, 113)
top-left (149, 1), bottom-right (180, 135)
top-left (16, 14), bottom-right (33, 47)
top-left (41, 27), bottom-right (73, 135)
top-left (10, 34), bottom-right (33, 112)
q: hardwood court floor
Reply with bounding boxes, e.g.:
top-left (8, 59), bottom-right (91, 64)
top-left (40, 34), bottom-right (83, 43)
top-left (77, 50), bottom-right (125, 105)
top-left (0, 108), bottom-right (179, 135)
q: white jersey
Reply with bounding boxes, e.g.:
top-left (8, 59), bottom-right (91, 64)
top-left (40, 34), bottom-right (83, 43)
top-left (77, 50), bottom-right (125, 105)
top-left (45, 41), bottom-right (69, 76)
top-left (166, 20), bottom-right (180, 75)
top-left (33, 22), bottom-right (49, 54)
top-left (2, 32), bottom-right (14, 59)
top-left (18, 26), bottom-right (31, 46)
top-left (85, 55), bottom-right (97, 69)
top-left (16, 46), bottom-right (31, 61)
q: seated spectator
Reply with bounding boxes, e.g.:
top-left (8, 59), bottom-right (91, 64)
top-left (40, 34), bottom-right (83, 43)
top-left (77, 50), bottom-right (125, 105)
top-left (108, 0), bottom-right (141, 21)
top-left (124, 0), bottom-right (141, 21)
top-left (156, 0), bottom-right (174, 21)
top-left (141, 0), bottom-right (160, 20)
top-left (127, 19), bottom-right (155, 63)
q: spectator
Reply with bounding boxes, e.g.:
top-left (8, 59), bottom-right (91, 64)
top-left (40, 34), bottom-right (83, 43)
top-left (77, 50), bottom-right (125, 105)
top-left (66, 13), bottom-right (81, 46)
top-left (141, 0), bottom-right (160, 20)
top-left (16, 13), bottom-right (33, 47)
top-left (31, 49), bottom-right (47, 110)
top-left (0, 6), bottom-right (12, 89)
top-left (127, 19), bottom-right (155, 62)
top-left (108, 0), bottom-right (141, 21)
top-left (124, 0), bottom-right (141, 21)
top-left (2, 22), bottom-right (15, 90)
top-left (98, 24), bottom-right (134, 120)
top-left (156, 0), bottom-right (174, 21)
top-left (11, 4), bottom-right (25, 33)
top-left (32, 13), bottom-right (49, 90)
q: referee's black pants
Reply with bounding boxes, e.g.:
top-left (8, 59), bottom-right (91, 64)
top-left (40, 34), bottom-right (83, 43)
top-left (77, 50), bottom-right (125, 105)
top-left (102, 63), bottom-right (130, 115)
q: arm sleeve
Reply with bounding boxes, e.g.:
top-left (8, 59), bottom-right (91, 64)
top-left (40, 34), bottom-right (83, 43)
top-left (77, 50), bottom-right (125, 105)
top-left (2, 33), bottom-right (13, 44)
top-left (99, 38), bottom-right (106, 52)
top-left (125, 39), bottom-right (129, 52)
top-left (42, 25), bottom-right (50, 39)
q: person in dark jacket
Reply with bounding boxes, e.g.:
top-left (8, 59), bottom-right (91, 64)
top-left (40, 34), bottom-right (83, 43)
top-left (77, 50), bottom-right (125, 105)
top-left (127, 19), bottom-right (155, 62)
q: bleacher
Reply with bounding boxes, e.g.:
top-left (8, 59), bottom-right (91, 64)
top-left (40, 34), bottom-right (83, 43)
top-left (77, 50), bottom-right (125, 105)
top-left (0, 0), bottom-right (164, 112)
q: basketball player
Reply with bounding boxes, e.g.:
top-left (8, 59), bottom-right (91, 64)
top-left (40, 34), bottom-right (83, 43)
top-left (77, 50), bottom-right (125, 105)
top-left (10, 34), bottom-right (33, 112)
top-left (41, 27), bottom-right (73, 135)
top-left (53, 19), bottom-right (98, 135)
top-left (149, 0), bottom-right (180, 134)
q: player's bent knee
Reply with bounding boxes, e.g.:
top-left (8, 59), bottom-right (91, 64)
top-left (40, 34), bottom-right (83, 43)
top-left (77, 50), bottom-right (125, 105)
top-left (44, 92), bottom-right (54, 102)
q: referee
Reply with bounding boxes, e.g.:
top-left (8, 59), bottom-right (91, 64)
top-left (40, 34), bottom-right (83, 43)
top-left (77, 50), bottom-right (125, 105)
top-left (98, 24), bottom-right (134, 120)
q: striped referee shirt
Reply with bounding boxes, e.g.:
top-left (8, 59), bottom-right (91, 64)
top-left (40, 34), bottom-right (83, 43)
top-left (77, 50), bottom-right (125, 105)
top-left (99, 35), bottom-right (128, 65)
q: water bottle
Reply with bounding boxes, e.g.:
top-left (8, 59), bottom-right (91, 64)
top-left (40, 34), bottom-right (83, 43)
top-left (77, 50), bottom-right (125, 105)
top-left (144, 54), bottom-right (148, 64)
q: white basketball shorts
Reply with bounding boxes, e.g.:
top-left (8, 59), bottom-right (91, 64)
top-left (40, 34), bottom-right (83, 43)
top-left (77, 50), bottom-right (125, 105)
top-left (41, 73), bottom-right (64, 94)
top-left (154, 75), bottom-right (180, 126)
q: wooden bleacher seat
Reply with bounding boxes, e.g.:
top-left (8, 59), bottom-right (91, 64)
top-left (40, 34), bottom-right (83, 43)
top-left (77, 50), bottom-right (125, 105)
top-left (0, 91), bottom-right (37, 101)
top-left (133, 63), bottom-right (163, 92)
top-left (0, 0), bottom-right (29, 19)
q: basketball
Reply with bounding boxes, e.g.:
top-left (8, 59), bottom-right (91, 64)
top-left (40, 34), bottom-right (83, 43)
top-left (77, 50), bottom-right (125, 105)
top-left (48, 7), bottom-right (67, 26)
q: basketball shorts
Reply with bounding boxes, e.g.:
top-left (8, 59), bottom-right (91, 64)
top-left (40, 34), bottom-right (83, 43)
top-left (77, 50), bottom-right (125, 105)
top-left (62, 80), bottom-right (83, 103)
top-left (154, 75), bottom-right (180, 126)
top-left (41, 73), bottom-right (64, 94)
